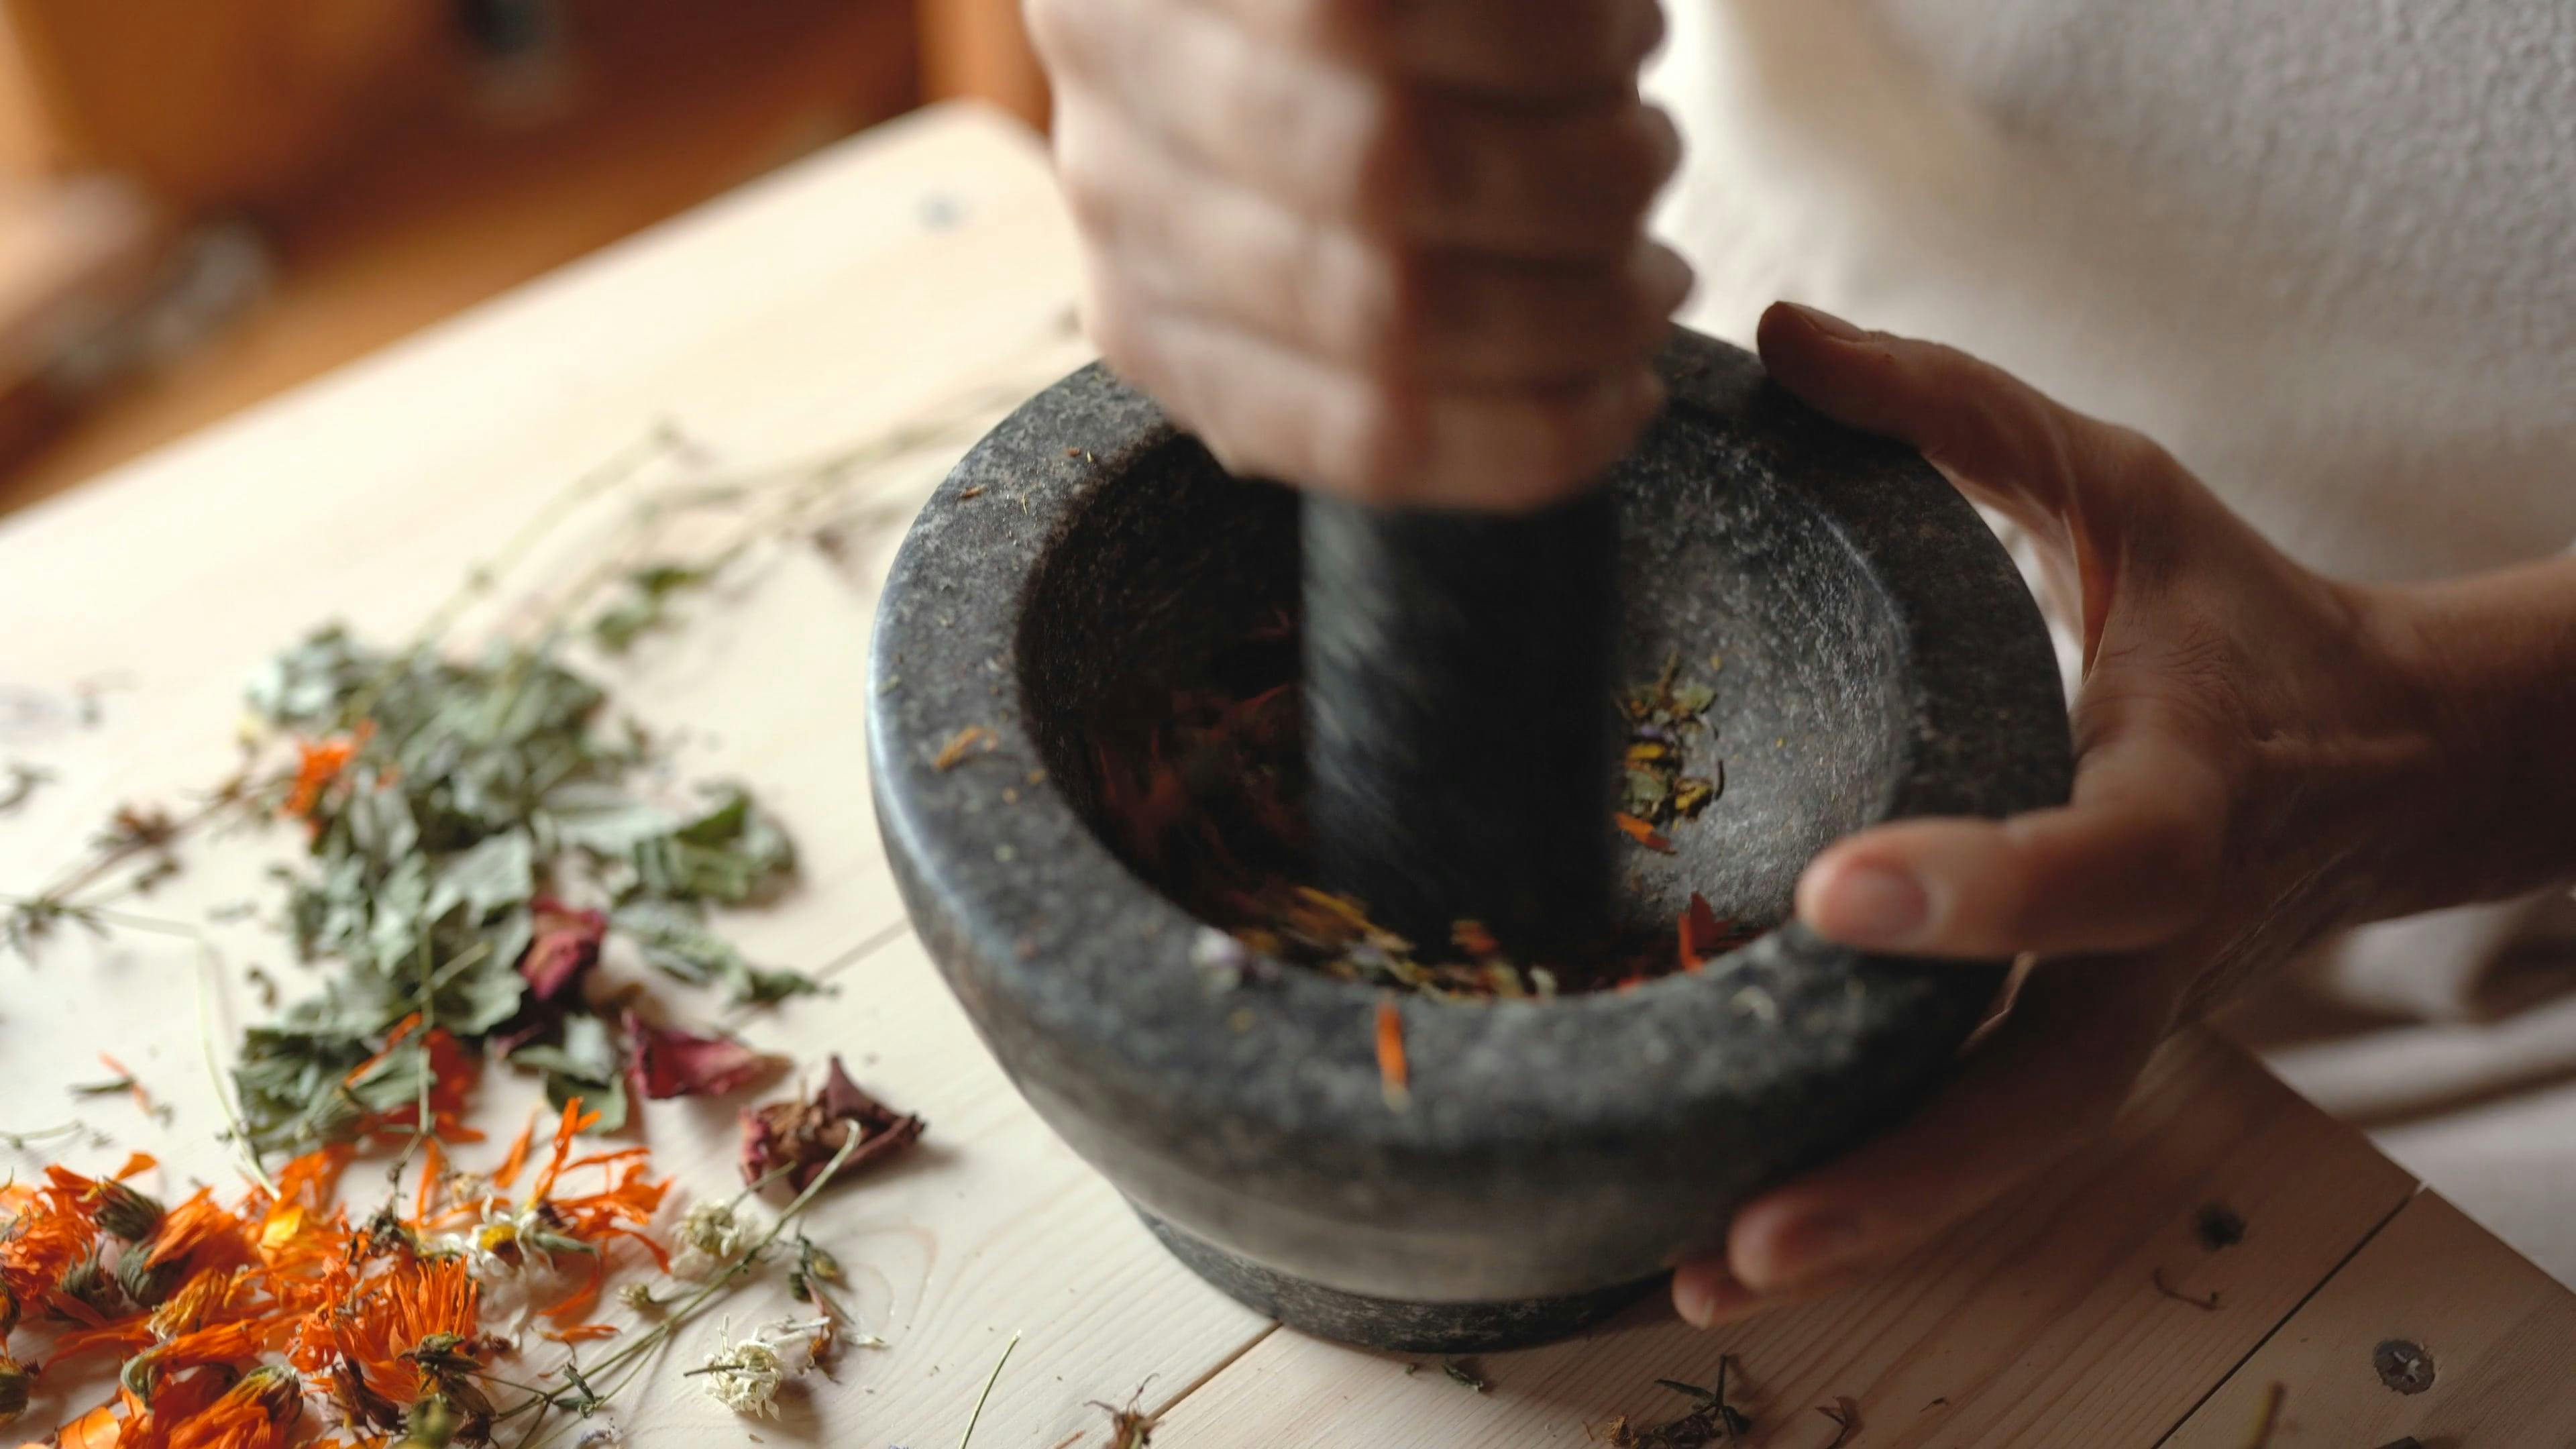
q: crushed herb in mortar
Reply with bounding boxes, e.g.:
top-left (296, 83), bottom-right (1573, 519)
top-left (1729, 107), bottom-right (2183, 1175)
top-left (1089, 629), bottom-right (1761, 1004)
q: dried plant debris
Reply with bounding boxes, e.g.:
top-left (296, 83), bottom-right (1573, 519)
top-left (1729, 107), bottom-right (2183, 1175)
top-left (1091, 627), bottom-right (1763, 1002)
top-left (588, 562), bottom-right (719, 655)
top-left (221, 625), bottom-right (814, 1154)
top-left (1815, 1397), bottom-right (1861, 1448)
top-left (932, 724), bottom-right (998, 771)
top-left (0, 762), bottom-right (52, 814)
top-left (2243, 1381), bottom-right (2287, 1448)
top-left (740, 1055), bottom-right (926, 1191)
top-left (1617, 653), bottom-right (1723, 832)
top-left (2195, 1202), bottom-right (2247, 1250)
top-left (1088, 1387), bottom-right (1159, 1448)
top-left (2151, 1266), bottom-right (2221, 1311)
top-left (1597, 1358), bottom-right (1754, 1447)
top-left (1442, 1359), bottom-right (1490, 1393)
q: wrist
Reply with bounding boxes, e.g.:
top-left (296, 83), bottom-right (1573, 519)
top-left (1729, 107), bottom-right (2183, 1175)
top-left (2365, 557), bottom-right (2576, 911)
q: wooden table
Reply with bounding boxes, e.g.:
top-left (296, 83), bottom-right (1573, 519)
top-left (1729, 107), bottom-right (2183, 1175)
top-left (2, 105), bottom-right (2569, 1449)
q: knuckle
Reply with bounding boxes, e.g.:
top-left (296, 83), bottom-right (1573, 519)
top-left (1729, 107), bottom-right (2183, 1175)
top-left (1344, 85), bottom-right (1428, 226)
top-left (1328, 389), bottom-right (1428, 500)
top-left (1079, 286), bottom-right (1157, 382)
top-left (1020, 0), bottom-right (1083, 67)
top-left (1343, 244), bottom-right (1436, 372)
top-left (1301, 0), bottom-right (1397, 49)
top-left (1593, 107), bottom-right (1678, 216)
top-left (1056, 156), bottom-right (1122, 235)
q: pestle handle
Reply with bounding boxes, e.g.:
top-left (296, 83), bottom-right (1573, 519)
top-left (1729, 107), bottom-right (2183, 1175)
top-left (1303, 488), bottom-right (1619, 959)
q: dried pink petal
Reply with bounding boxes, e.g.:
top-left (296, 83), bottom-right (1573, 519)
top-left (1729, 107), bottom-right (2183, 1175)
top-left (625, 1012), bottom-right (777, 1099)
top-left (739, 1055), bottom-right (925, 1191)
top-left (520, 898), bottom-right (607, 1004)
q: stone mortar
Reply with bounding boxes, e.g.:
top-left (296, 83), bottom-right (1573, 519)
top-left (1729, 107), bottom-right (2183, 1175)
top-left (867, 327), bottom-right (2073, 1354)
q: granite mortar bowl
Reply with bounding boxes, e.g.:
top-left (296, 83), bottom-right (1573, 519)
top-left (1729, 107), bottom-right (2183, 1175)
top-left (867, 328), bottom-right (2072, 1354)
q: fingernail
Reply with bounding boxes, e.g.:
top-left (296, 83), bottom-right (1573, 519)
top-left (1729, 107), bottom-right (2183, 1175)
top-left (1768, 1213), bottom-right (1868, 1287)
top-left (1820, 863), bottom-right (1929, 947)
top-left (1784, 302), bottom-right (1866, 341)
top-left (1672, 1263), bottom-right (1754, 1328)
top-left (1636, 244), bottom-right (1697, 312)
top-left (1613, 0), bottom-right (1668, 62)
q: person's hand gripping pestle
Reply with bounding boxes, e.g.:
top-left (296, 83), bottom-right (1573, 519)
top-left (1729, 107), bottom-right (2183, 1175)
top-left (1028, 0), bottom-right (1691, 953)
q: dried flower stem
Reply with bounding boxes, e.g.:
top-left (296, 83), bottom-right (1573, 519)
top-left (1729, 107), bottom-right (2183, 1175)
top-left (957, 1332), bottom-right (1021, 1449)
top-left (1, 894), bottom-right (275, 1192)
top-left (501, 1134), bottom-right (862, 1449)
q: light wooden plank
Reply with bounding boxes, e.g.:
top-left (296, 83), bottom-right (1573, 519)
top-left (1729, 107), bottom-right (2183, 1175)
top-left (1152, 1029), bottom-right (2420, 1449)
top-left (0, 103), bottom-right (1277, 1449)
top-left (2163, 1191), bottom-right (2576, 1448)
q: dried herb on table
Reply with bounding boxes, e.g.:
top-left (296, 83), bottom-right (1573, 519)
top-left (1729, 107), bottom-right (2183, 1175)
top-left (740, 1055), bottom-right (925, 1191)
top-left (1087, 1387), bottom-right (1158, 1448)
top-left (1815, 1396), bottom-right (1860, 1448)
top-left (2241, 1381), bottom-right (2286, 1448)
top-left (1442, 1359), bottom-right (1490, 1393)
top-left (0, 1100), bottom-right (685, 1449)
top-left (0, 762), bottom-right (52, 815)
top-left (625, 1012), bottom-right (779, 1099)
top-left (1600, 1358), bottom-right (1754, 1447)
top-left (2151, 1266), bottom-right (2220, 1311)
top-left (224, 625), bottom-right (812, 1155)
top-left (587, 563), bottom-right (719, 655)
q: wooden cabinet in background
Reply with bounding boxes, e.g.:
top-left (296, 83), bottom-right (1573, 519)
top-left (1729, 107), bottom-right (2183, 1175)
top-left (918, 0), bottom-right (1048, 131)
top-left (3, 0), bottom-right (450, 210)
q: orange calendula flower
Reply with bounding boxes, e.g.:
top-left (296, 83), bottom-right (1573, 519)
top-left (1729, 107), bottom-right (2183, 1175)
top-left (1612, 811), bottom-right (1676, 854)
top-left (293, 1256), bottom-right (476, 1419)
top-left (2, 1177), bottom-right (101, 1324)
top-left (160, 1364), bottom-right (300, 1449)
top-left (281, 722), bottom-right (372, 820)
top-left (129, 1193), bottom-right (258, 1309)
top-left (1374, 996), bottom-right (1409, 1110)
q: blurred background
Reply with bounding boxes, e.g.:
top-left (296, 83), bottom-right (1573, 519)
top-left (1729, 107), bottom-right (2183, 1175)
top-left (0, 0), bottom-right (1044, 520)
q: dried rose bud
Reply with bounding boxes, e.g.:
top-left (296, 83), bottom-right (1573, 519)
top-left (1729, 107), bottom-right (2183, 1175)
top-left (91, 1179), bottom-right (166, 1241)
top-left (626, 1013), bottom-right (777, 1100)
top-left (0, 1355), bottom-right (30, 1425)
top-left (520, 898), bottom-right (607, 1004)
top-left (738, 1056), bottom-right (924, 1192)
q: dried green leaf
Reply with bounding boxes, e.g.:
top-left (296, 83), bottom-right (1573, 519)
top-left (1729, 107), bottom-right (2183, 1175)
top-left (427, 830), bottom-right (535, 923)
top-left (613, 898), bottom-right (818, 1005)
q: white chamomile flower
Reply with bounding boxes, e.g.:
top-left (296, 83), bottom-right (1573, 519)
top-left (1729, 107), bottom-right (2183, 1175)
top-left (698, 1330), bottom-right (789, 1418)
top-left (673, 1199), bottom-right (761, 1279)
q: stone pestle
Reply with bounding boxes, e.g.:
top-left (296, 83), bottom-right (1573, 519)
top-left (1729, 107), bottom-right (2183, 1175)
top-left (1302, 488), bottom-right (1620, 960)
